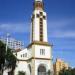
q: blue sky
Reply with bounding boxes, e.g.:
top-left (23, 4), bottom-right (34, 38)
top-left (0, 0), bottom-right (75, 67)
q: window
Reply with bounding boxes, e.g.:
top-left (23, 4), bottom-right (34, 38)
top-left (40, 21), bottom-right (43, 24)
top-left (40, 25), bottom-right (43, 27)
top-left (43, 16), bottom-right (46, 19)
top-left (40, 18), bottom-right (43, 21)
top-left (40, 32), bottom-right (43, 34)
top-left (21, 55), bottom-right (22, 57)
top-left (40, 49), bottom-right (45, 55)
top-left (25, 53), bottom-right (27, 57)
top-left (40, 12), bottom-right (43, 15)
top-left (36, 14), bottom-right (39, 18)
top-left (40, 28), bottom-right (43, 30)
top-left (40, 34), bottom-right (43, 37)
top-left (21, 53), bottom-right (27, 57)
top-left (39, 18), bottom-right (43, 41)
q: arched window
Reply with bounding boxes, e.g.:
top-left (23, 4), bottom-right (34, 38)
top-left (38, 65), bottom-right (46, 75)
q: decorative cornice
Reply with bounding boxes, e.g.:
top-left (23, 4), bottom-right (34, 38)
top-left (27, 41), bottom-right (53, 48)
top-left (17, 57), bottom-right (53, 62)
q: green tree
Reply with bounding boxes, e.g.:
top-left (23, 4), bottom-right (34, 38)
top-left (18, 71), bottom-right (26, 75)
top-left (6, 48), bottom-right (17, 75)
top-left (59, 68), bottom-right (72, 75)
top-left (47, 70), bottom-right (51, 75)
top-left (0, 41), bottom-right (6, 75)
top-left (0, 41), bottom-right (17, 75)
top-left (71, 68), bottom-right (75, 75)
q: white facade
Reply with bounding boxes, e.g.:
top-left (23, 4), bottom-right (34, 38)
top-left (14, 0), bottom-right (53, 75)
top-left (31, 10), bottom-right (48, 42)
top-left (14, 44), bottom-right (53, 75)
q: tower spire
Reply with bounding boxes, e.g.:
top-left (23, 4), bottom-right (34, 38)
top-left (34, 0), bottom-right (44, 10)
top-left (31, 0), bottom-right (47, 43)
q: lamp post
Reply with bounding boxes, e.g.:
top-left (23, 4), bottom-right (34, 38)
top-left (5, 33), bottom-right (10, 69)
top-left (6, 33), bottom-right (10, 53)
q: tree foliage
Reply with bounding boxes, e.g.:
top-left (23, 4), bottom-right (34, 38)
top-left (18, 71), bottom-right (26, 75)
top-left (6, 48), bottom-right (16, 70)
top-left (0, 40), bottom-right (17, 75)
top-left (59, 68), bottom-right (75, 75)
top-left (0, 41), bottom-right (6, 70)
top-left (48, 70), bottom-right (51, 75)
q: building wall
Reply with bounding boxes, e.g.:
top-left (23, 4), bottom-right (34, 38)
top-left (14, 61), bottom-right (30, 75)
top-left (33, 59), bottom-right (52, 75)
top-left (53, 59), bottom-right (69, 75)
top-left (16, 48), bottom-right (28, 60)
top-left (14, 48), bottom-right (31, 75)
top-left (32, 44), bottom-right (52, 59)
top-left (31, 10), bottom-right (47, 42)
top-left (14, 43), bottom-right (53, 75)
top-left (31, 43), bottom-right (53, 75)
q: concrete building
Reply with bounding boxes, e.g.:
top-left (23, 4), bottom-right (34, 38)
top-left (53, 59), bottom-right (69, 75)
top-left (3, 0), bottom-right (53, 75)
top-left (0, 36), bottom-right (24, 51)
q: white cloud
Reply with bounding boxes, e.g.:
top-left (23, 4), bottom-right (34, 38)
top-left (63, 31), bottom-right (75, 37)
top-left (0, 18), bottom-right (75, 38)
top-left (49, 31), bottom-right (75, 38)
top-left (48, 18), bottom-right (75, 38)
top-left (0, 23), bottom-right (30, 33)
top-left (48, 18), bottom-right (75, 29)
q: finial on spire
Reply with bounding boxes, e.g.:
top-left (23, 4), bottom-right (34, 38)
top-left (34, 0), bottom-right (44, 10)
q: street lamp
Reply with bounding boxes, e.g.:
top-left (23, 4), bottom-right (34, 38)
top-left (5, 33), bottom-right (10, 69)
top-left (6, 33), bottom-right (10, 53)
